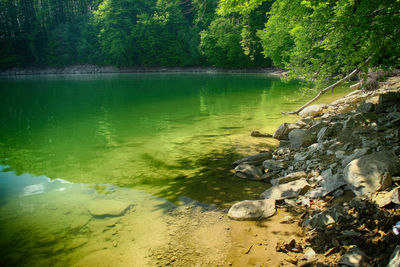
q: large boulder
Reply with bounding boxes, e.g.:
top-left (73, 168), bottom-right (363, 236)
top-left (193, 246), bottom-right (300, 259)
top-left (288, 129), bottom-right (317, 149)
top-left (233, 152), bottom-right (273, 166)
top-left (273, 123), bottom-right (300, 140)
top-left (228, 199), bottom-right (276, 221)
top-left (344, 151), bottom-right (400, 197)
top-left (87, 199), bottom-right (132, 217)
top-left (299, 104), bottom-right (326, 118)
top-left (234, 164), bottom-right (263, 180)
top-left (260, 179), bottom-right (310, 200)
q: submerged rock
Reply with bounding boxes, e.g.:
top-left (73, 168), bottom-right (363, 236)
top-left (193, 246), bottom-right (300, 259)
top-left (87, 199), bottom-right (133, 217)
top-left (250, 130), bottom-right (272, 138)
top-left (227, 199), bottom-right (276, 221)
top-left (233, 152), bottom-right (272, 166)
top-left (234, 164), bottom-right (263, 180)
top-left (260, 179), bottom-right (310, 200)
top-left (344, 151), bottom-right (400, 196)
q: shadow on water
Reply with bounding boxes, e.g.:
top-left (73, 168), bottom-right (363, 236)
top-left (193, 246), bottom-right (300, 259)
top-left (139, 147), bottom-right (271, 209)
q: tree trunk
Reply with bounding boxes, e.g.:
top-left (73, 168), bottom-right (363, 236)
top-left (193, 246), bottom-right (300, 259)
top-left (283, 56), bottom-right (372, 115)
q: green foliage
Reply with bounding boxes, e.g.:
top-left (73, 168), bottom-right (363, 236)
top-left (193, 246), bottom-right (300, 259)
top-left (257, 0), bottom-right (400, 81)
top-left (200, 0), bottom-right (272, 68)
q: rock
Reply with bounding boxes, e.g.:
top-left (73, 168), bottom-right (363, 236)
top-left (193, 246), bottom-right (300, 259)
top-left (302, 247), bottom-right (316, 261)
top-left (308, 172), bottom-right (346, 198)
top-left (273, 123), bottom-right (300, 140)
top-left (391, 187), bottom-right (400, 204)
top-left (270, 171), bottom-right (307, 186)
top-left (299, 104), bottom-right (326, 118)
top-left (350, 82), bottom-right (362, 90)
top-left (234, 164), bottom-right (263, 180)
top-left (233, 152), bottom-right (273, 166)
top-left (344, 151), bottom-right (400, 197)
top-left (372, 186), bottom-right (400, 207)
top-left (387, 246), bottom-right (400, 267)
top-left (308, 122), bottom-right (327, 135)
top-left (372, 191), bottom-right (393, 208)
top-left (262, 159), bottom-right (287, 172)
top-left (260, 179), bottom-right (310, 200)
top-left (227, 199), bottom-right (276, 221)
top-left (376, 92), bottom-right (400, 113)
top-left (250, 130), bottom-right (272, 138)
top-left (341, 148), bottom-right (370, 167)
top-left (303, 205), bottom-right (346, 229)
top-left (87, 199), bottom-right (132, 217)
top-left (288, 129), bottom-right (317, 149)
top-left (317, 127), bottom-right (328, 143)
top-left (339, 246), bottom-right (369, 267)
top-left (357, 101), bottom-right (375, 113)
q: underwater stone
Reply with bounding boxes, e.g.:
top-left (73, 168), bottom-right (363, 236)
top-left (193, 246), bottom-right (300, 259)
top-left (87, 199), bottom-right (133, 217)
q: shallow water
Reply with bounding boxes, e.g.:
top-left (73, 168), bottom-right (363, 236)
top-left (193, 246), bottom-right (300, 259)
top-left (0, 73), bottom-right (350, 266)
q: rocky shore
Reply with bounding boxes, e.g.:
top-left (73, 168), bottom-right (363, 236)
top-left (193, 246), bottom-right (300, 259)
top-left (229, 75), bottom-right (400, 266)
top-left (0, 65), bottom-right (284, 76)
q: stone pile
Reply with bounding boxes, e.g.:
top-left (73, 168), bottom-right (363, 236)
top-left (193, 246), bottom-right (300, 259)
top-left (229, 75), bottom-right (400, 266)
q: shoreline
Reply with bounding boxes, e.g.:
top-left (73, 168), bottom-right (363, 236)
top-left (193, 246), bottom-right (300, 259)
top-left (227, 74), bottom-right (400, 266)
top-left (0, 64), bottom-right (285, 77)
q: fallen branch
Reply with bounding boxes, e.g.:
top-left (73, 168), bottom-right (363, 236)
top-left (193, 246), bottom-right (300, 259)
top-left (283, 56), bottom-right (372, 115)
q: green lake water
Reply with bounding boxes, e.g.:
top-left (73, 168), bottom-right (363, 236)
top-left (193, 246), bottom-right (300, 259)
top-left (0, 73), bottom-right (351, 266)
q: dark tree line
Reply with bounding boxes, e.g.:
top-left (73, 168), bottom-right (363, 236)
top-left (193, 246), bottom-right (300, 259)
top-left (0, 0), bottom-right (271, 69)
top-left (1, 0), bottom-right (399, 78)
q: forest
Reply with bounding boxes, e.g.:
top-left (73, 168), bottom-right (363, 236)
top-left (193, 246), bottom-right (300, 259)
top-left (1, 0), bottom-right (399, 81)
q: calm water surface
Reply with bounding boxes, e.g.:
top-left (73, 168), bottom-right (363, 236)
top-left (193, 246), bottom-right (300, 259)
top-left (0, 73), bottom-right (350, 266)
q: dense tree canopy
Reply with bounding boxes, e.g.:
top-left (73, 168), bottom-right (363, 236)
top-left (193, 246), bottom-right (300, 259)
top-left (1, 0), bottom-right (399, 76)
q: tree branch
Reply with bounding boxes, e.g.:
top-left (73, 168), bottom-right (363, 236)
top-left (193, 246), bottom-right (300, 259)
top-left (282, 55), bottom-right (372, 115)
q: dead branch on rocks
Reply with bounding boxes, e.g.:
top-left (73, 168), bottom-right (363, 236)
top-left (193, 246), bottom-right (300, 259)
top-left (283, 56), bottom-right (372, 115)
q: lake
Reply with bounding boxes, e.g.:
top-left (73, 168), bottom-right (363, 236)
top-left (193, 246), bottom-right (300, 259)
top-left (0, 73), bottom-right (349, 266)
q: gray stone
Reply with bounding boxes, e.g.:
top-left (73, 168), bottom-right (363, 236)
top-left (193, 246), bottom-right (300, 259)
top-left (339, 246), bottom-right (369, 267)
top-left (302, 247), bottom-right (316, 261)
top-left (288, 129), bottom-right (317, 149)
top-left (308, 122), bottom-right (327, 134)
top-left (233, 152), bottom-right (273, 166)
top-left (373, 186), bottom-right (400, 207)
top-left (317, 127), bottom-right (328, 143)
top-left (373, 191), bottom-right (393, 208)
top-left (234, 164), bottom-right (263, 180)
top-left (260, 179), bottom-right (310, 200)
top-left (228, 199), bottom-right (276, 221)
top-left (387, 246), bottom-right (400, 267)
top-left (294, 152), bottom-right (311, 161)
top-left (391, 187), bottom-right (400, 204)
top-left (341, 148), bottom-right (370, 167)
top-left (273, 123), bottom-right (300, 140)
top-left (270, 171), bottom-right (307, 186)
top-left (357, 101), bottom-right (375, 113)
top-left (304, 205), bottom-right (346, 229)
top-left (250, 130), bottom-right (272, 138)
top-left (262, 159), bottom-right (287, 172)
top-left (87, 199), bottom-right (132, 217)
top-left (308, 173), bottom-right (346, 198)
top-left (299, 104), bottom-right (326, 118)
top-left (344, 151), bottom-right (400, 196)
